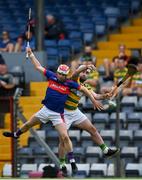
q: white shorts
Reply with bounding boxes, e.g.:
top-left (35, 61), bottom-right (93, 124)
top-left (35, 106), bottom-right (65, 126)
top-left (64, 108), bottom-right (87, 130)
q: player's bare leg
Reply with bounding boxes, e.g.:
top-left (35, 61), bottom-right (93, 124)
top-left (58, 136), bottom-right (68, 176)
top-left (75, 119), bottom-right (119, 157)
top-left (55, 123), bottom-right (77, 176)
top-left (3, 115), bottom-right (41, 138)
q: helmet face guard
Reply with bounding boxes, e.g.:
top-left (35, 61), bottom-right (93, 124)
top-left (57, 64), bottom-right (70, 75)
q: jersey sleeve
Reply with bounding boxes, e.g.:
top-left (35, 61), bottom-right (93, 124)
top-left (43, 69), bottom-right (55, 79)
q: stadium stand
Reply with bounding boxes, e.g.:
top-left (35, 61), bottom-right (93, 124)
top-left (1, 0), bottom-right (142, 178)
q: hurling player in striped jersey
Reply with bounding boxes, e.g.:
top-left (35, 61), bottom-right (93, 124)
top-left (3, 47), bottom-right (104, 176)
top-left (58, 64), bottom-right (120, 176)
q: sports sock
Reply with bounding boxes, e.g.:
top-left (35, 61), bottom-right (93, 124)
top-left (99, 144), bottom-right (109, 154)
top-left (15, 129), bottom-right (23, 137)
top-left (67, 151), bottom-right (75, 163)
top-left (59, 157), bottom-right (66, 167)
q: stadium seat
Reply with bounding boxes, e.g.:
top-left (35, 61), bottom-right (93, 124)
top-left (135, 97), bottom-right (142, 111)
top-left (68, 130), bottom-right (80, 145)
top-left (133, 130), bottom-right (142, 148)
top-left (83, 113), bottom-right (92, 121)
top-left (85, 146), bottom-right (102, 163)
top-left (18, 147), bottom-right (33, 156)
top-left (73, 147), bottom-right (85, 163)
top-left (126, 163), bottom-right (142, 177)
top-left (93, 113), bottom-right (109, 129)
top-left (121, 26), bottom-right (142, 33)
top-left (44, 40), bottom-right (57, 48)
top-left (121, 96), bottom-right (137, 113)
top-left (81, 131), bottom-right (93, 148)
top-left (52, 147), bottom-right (58, 156)
top-left (97, 41), bottom-right (142, 51)
top-left (58, 39), bottom-right (71, 63)
top-left (109, 33), bottom-right (142, 41)
top-left (30, 82), bottom-right (47, 96)
top-left (132, 18), bottom-right (142, 26)
top-left (121, 96), bottom-right (137, 106)
top-left (109, 112), bottom-right (126, 129)
top-left (92, 16), bottom-right (107, 37)
top-left (120, 130), bottom-right (133, 147)
top-left (33, 147), bottom-right (46, 155)
top-left (104, 7), bottom-right (120, 29)
top-left (107, 163), bottom-right (115, 177)
top-left (90, 163), bottom-right (107, 177)
top-left (20, 164), bottom-right (38, 177)
top-left (70, 39), bottom-right (83, 54)
top-left (100, 130), bottom-right (115, 146)
top-left (126, 112), bottom-right (142, 130)
top-left (68, 31), bottom-right (82, 40)
top-left (121, 147), bottom-right (138, 164)
top-left (117, 2), bottom-right (130, 21)
top-left (46, 130), bottom-right (59, 146)
top-left (74, 163), bottom-right (90, 178)
top-left (2, 164), bottom-right (12, 177)
top-left (30, 130), bottom-right (46, 140)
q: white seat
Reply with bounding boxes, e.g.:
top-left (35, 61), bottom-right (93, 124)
top-left (21, 164), bottom-right (37, 172)
top-left (2, 164), bottom-right (12, 177)
top-left (68, 130), bottom-right (80, 141)
top-left (107, 164), bottom-right (115, 176)
top-left (81, 130), bottom-right (91, 139)
top-left (76, 163), bottom-right (90, 176)
top-left (121, 147), bottom-right (138, 159)
top-left (86, 146), bottom-right (102, 158)
top-left (126, 163), bottom-right (142, 176)
top-left (90, 163), bottom-right (107, 176)
top-left (121, 96), bottom-right (137, 106)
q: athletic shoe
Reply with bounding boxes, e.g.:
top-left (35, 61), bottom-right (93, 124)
top-left (60, 165), bottom-right (68, 177)
top-left (71, 162), bottom-right (78, 175)
top-left (104, 148), bottom-right (120, 158)
top-left (3, 131), bottom-right (18, 139)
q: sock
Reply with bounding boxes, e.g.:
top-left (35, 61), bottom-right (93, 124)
top-left (15, 129), bottom-right (23, 137)
top-left (67, 152), bottom-right (75, 163)
top-left (99, 144), bottom-right (109, 154)
top-left (59, 157), bottom-right (66, 167)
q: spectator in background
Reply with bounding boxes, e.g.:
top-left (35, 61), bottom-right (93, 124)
top-left (0, 54), bottom-right (7, 75)
top-left (80, 46), bottom-right (99, 91)
top-left (123, 60), bottom-right (142, 96)
top-left (14, 36), bottom-right (25, 52)
top-left (45, 14), bottom-right (67, 40)
top-left (113, 57), bottom-right (128, 85)
top-left (103, 44), bottom-right (129, 81)
top-left (71, 46), bottom-right (96, 72)
top-left (0, 73), bottom-right (16, 96)
top-left (80, 46), bottom-right (96, 64)
top-left (101, 57), bottom-right (128, 94)
top-left (0, 31), bottom-right (14, 52)
top-left (0, 54), bottom-right (16, 96)
top-left (15, 31), bottom-right (35, 52)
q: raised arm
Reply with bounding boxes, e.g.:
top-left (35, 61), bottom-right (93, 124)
top-left (91, 90), bottom-right (110, 100)
top-left (72, 64), bottom-right (96, 79)
top-left (80, 85), bottom-right (104, 111)
top-left (26, 47), bottom-right (45, 73)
